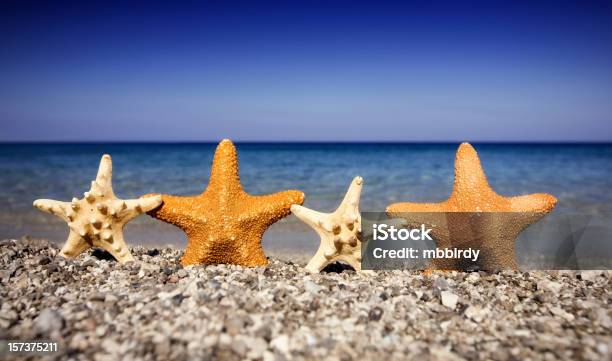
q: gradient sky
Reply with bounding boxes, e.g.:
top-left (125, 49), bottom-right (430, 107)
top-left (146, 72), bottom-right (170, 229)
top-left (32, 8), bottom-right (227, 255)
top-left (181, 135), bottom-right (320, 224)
top-left (1, 1), bottom-right (611, 142)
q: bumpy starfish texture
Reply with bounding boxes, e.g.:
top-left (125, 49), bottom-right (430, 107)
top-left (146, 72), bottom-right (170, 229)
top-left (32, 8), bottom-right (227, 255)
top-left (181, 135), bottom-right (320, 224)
top-left (145, 139), bottom-right (304, 267)
top-left (291, 177), bottom-right (369, 273)
top-left (33, 155), bottom-right (162, 263)
top-left (386, 143), bottom-right (557, 270)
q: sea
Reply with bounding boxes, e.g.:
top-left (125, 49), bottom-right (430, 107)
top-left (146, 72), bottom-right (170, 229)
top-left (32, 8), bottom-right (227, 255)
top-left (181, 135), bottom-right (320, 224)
top-left (1, 142), bottom-right (611, 265)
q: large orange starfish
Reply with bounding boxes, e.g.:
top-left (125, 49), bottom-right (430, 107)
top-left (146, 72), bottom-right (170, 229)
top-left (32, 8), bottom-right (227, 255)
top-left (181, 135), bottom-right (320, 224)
top-left (386, 143), bottom-right (557, 270)
top-left (145, 139), bottom-right (304, 267)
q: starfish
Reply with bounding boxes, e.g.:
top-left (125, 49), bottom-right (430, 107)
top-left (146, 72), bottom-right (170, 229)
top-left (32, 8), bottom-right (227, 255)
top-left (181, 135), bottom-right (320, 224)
top-left (33, 154), bottom-right (162, 263)
top-left (386, 143), bottom-right (557, 270)
top-left (291, 176), bottom-right (370, 273)
top-left (145, 139), bottom-right (304, 267)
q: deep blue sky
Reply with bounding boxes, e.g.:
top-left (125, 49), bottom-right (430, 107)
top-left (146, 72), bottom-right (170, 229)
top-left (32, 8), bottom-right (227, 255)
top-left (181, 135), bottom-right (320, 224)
top-left (1, 1), bottom-right (611, 142)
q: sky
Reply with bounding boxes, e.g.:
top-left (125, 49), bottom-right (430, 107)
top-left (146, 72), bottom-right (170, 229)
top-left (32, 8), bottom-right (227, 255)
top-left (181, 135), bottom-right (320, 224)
top-left (1, 1), bottom-right (611, 142)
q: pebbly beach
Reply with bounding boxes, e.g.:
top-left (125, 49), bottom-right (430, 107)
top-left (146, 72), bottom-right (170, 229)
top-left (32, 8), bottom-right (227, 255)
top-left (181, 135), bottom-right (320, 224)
top-left (1, 237), bottom-right (610, 361)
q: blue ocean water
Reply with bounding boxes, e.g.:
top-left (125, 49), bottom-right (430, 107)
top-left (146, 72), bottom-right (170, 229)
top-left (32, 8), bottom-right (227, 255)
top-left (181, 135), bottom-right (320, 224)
top-left (1, 143), bottom-right (611, 255)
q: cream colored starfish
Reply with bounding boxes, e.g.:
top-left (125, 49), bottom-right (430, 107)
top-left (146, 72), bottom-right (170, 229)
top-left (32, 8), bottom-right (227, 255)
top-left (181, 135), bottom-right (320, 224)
top-left (33, 154), bottom-right (162, 263)
top-left (291, 177), bottom-right (370, 273)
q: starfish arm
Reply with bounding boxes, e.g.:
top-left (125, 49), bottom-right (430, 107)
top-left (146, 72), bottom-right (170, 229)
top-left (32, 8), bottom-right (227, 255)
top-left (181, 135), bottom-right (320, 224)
top-left (509, 193), bottom-right (557, 214)
top-left (96, 231), bottom-right (134, 263)
top-left (451, 142), bottom-right (494, 197)
top-left (304, 244), bottom-right (333, 273)
top-left (181, 237), bottom-right (208, 266)
top-left (386, 201), bottom-right (451, 239)
top-left (247, 190), bottom-right (304, 224)
top-left (207, 139), bottom-right (243, 193)
top-left (117, 195), bottom-right (163, 223)
top-left (135, 194), bottom-right (163, 212)
top-left (94, 154), bottom-right (115, 197)
top-left (341, 176), bottom-right (363, 204)
top-left (145, 194), bottom-right (201, 229)
top-left (59, 230), bottom-right (90, 258)
top-left (291, 204), bottom-right (334, 235)
top-left (33, 199), bottom-right (69, 221)
top-left (338, 176), bottom-right (363, 212)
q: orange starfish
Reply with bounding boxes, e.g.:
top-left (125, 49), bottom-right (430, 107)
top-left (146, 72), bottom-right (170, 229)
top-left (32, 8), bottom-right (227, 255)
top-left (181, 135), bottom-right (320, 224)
top-left (145, 139), bottom-right (304, 267)
top-left (386, 143), bottom-right (557, 270)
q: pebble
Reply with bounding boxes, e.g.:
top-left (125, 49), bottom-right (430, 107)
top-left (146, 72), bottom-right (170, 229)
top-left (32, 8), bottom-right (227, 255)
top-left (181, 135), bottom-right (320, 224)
top-left (368, 307), bottom-right (384, 321)
top-left (89, 292), bottom-right (106, 302)
top-left (177, 269), bottom-right (188, 278)
top-left (247, 337), bottom-right (268, 359)
top-left (538, 280), bottom-right (563, 294)
top-left (465, 272), bottom-right (480, 283)
top-left (433, 277), bottom-right (450, 291)
top-left (464, 306), bottom-right (488, 323)
top-left (82, 258), bottom-right (96, 267)
top-left (105, 294), bottom-right (119, 304)
top-left (0, 306), bottom-right (18, 328)
top-left (440, 291), bottom-right (459, 309)
top-left (271, 334), bottom-right (290, 355)
top-left (34, 308), bottom-right (64, 334)
top-left (579, 270), bottom-right (603, 282)
top-left (304, 278), bottom-right (323, 294)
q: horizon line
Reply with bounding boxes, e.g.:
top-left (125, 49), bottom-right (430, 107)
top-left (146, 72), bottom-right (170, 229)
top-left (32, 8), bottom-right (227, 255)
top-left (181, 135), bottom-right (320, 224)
top-left (1, 140), bottom-right (612, 145)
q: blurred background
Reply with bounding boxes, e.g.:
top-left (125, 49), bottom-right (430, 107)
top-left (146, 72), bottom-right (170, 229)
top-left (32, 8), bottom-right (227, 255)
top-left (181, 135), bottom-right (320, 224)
top-left (0, 1), bottom-right (610, 263)
top-left (2, 1), bottom-right (611, 142)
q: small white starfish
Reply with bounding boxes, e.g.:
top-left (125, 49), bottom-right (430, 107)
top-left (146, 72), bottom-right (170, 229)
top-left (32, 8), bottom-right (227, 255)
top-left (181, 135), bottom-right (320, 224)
top-left (291, 176), bottom-right (371, 273)
top-left (33, 154), bottom-right (162, 263)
